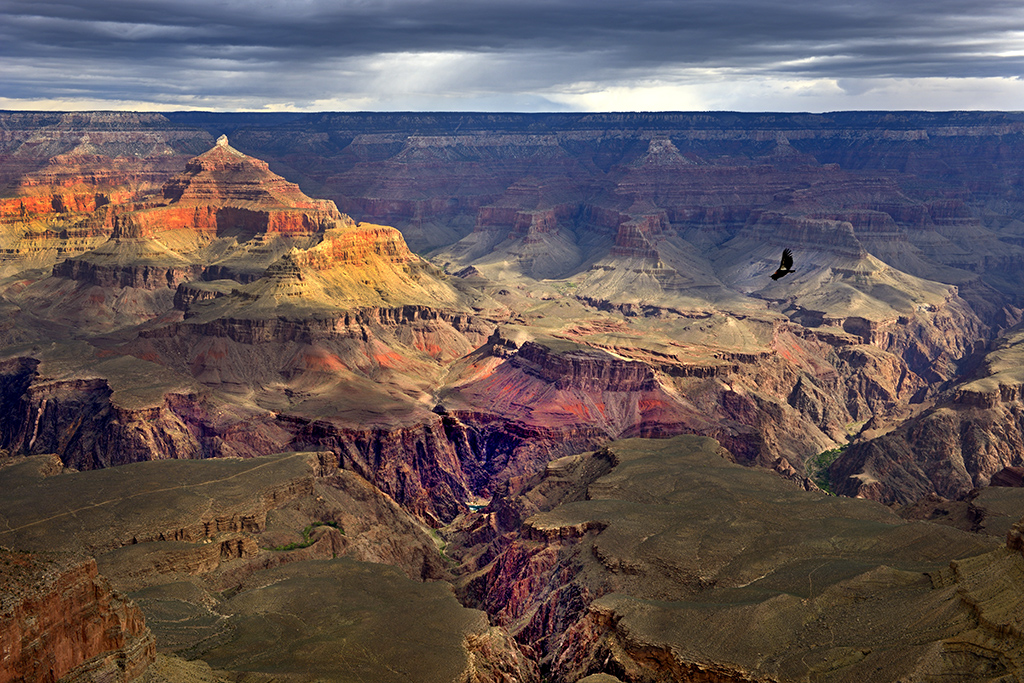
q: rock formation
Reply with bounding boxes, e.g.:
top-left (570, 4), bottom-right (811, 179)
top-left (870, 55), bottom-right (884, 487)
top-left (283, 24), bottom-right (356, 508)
top-left (449, 436), bottom-right (1024, 681)
top-left (830, 327), bottom-right (1024, 504)
top-left (0, 550), bottom-right (155, 683)
top-left (0, 450), bottom-right (534, 683)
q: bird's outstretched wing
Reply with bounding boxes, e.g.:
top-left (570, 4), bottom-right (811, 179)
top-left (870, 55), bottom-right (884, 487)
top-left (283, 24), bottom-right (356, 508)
top-left (770, 248), bottom-right (794, 280)
top-left (780, 248), bottom-right (793, 270)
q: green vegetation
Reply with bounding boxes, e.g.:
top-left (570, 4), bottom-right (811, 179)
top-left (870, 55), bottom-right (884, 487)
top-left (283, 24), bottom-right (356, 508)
top-left (806, 444), bottom-right (848, 495)
top-left (269, 521), bottom-right (344, 552)
top-left (428, 528), bottom-right (458, 568)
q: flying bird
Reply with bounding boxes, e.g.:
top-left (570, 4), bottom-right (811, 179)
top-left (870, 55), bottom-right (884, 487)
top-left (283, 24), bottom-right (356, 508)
top-left (770, 248), bottom-right (795, 280)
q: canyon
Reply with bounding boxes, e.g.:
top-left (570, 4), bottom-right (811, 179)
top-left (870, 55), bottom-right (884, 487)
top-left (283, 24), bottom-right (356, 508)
top-left (2, 110), bottom-right (1024, 680)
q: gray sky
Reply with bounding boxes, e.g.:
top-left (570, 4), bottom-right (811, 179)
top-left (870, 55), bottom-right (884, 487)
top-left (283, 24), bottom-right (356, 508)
top-left (2, 0), bottom-right (1024, 112)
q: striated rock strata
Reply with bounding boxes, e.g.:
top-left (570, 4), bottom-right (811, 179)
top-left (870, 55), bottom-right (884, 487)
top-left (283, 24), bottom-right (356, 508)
top-left (0, 550), bottom-right (154, 683)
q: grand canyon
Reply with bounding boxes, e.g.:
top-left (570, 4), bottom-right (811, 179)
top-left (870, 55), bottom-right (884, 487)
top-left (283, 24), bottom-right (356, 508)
top-left (1, 110), bottom-right (1024, 682)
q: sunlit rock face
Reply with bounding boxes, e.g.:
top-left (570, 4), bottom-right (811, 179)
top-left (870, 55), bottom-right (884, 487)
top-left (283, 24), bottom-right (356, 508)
top-left (156, 135), bottom-right (341, 237)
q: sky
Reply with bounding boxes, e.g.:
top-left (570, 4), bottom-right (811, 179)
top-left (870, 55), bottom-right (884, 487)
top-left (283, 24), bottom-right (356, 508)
top-left (2, 0), bottom-right (1024, 113)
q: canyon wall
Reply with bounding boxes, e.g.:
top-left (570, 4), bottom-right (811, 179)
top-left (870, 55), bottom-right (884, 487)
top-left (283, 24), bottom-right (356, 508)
top-left (0, 551), bottom-right (154, 683)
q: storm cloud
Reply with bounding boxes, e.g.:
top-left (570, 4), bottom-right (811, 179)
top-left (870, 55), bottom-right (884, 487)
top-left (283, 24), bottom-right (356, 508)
top-left (2, 0), bottom-right (1023, 111)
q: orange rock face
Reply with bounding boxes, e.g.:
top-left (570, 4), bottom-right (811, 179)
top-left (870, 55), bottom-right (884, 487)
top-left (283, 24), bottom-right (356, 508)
top-left (148, 136), bottom-right (341, 238)
top-left (293, 222), bottom-right (417, 268)
top-left (0, 151), bottom-right (184, 275)
top-left (0, 552), bottom-right (154, 683)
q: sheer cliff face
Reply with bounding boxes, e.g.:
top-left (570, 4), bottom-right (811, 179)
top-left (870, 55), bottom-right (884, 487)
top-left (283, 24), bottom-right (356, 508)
top-left (0, 551), bottom-right (155, 683)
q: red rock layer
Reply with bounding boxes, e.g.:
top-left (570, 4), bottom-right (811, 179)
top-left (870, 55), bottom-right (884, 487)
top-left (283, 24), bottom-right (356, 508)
top-left (127, 203), bottom-right (338, 238)
top-left (0, 552), bottom-right (154, 683)
top-left (164, 138), bottom-right (320, 207)
top-left (292, 223), bottom-right (417, 268)
top-left (119, 137), bottom-right (343, 240)
top-left (0, 152), bottom-right (178, 219)
top-left (608, 214), bottom-right (667, 259)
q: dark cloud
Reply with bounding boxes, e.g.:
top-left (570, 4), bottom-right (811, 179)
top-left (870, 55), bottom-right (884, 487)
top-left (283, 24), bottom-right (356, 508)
top-left (1, 0), bottom-right (1023, 109)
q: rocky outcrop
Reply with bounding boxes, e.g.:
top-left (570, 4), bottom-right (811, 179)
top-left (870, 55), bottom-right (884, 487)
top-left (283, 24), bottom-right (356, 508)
top-left (52, 256), bottom-right (202, 290)
top-left (453, 436), bottom-right (1016, 682)
top-left (992, 466), bottom-right (1024, 487)
top-left (161, 135), bottom-right (337, 217)
top-left (1009, 519), bottom-right (1024, 555)
top-left (286, 411), bottom-right (609, 525)
top-left (0, 551), bottom-right (154, 683)
top-left (511, 342), bottom-right (657, 393)
top-left (444, 343), bottom-right (691, 460)
top-left (829, 328), bottom-right (1024, 504)
top-left (293, 221), bottom-right (416, 267)
top-left (829, 404), bottom-right (1024, 505)
top-left (0, 368), bottom-right (201, 470)
top-left (607, 214), bottom-right (667, 260)
top-left (462, 627), bottom-right (541, 683)
top-left (42, 139), bottom-right (346, 294)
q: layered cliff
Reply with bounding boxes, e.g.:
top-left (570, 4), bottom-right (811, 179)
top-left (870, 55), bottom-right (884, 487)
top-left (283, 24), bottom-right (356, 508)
top-left (0, 113), bottom-right (204, 278)
top-left (830, 327), bottom-right (1024, 504)
top-left (3, 111), bottom-right (1024, 681)
top-left (0, 551), bottom-right (154, 683)
top-left (0, 449), bottom-right (535, 683)
top-left (46, 136), bottom-right (343, 296)
top-left (0, 115), bottom-right (1005, 517)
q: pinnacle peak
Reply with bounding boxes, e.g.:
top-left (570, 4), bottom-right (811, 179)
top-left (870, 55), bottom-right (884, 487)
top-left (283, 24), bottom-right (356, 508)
top-left (216, 134), bottom-right (229, 147)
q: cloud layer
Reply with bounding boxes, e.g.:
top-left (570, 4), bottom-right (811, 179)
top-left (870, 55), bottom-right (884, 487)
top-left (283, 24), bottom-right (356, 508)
top-left (2, 0), bottom-right (1024, 111)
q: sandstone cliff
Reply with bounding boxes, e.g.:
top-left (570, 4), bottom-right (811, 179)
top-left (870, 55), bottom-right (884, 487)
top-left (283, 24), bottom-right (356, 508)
top-left (0, 551), bottom-right (154, 683)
